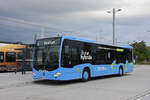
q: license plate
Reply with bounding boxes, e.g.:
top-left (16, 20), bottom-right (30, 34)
top-left (42, 77), bottom-right (46, 79)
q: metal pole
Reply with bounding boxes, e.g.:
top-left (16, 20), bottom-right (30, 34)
top-left (96, 33), bottom-right (98, 42)
top-left (113, 8), bottom-right (115, 45)
top-left (32, 34), bottom-right (37, 69)
top-left (41, 25), bottom-right (45, 39)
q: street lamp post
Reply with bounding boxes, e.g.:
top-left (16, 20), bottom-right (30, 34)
top-left (107, 8), bottom-right (122, 45)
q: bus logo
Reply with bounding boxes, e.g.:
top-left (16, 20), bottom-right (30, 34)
top-left (80, 50), bottom-right (92, 60)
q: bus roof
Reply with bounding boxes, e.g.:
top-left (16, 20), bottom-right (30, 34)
top-left (62, 36), bottom-right (133, 49)
top-left (0, 43), bottom-right (26, 51)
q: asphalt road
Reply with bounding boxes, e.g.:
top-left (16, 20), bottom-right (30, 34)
top-left (0, 65), bottom-right (150, 100)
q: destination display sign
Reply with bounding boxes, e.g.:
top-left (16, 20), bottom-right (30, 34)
top-left (36, 38), bottom-right (61, 46)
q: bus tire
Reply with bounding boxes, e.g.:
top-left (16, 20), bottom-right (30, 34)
top-left (118, 67), bottom-right (124, 76)
top-left (82, 69), bottom-right (90, 82)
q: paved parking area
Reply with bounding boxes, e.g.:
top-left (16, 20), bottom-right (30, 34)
top-left (0, 65), bottom-right (150, 100)
top-left (0, 71), bottom-right (32, 89)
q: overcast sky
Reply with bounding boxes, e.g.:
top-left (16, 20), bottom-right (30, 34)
top-left (0, 0), bottom-right (150, 45)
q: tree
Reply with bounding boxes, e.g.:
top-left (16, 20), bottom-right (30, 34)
top-left (130, 41), bottom-right (150, 64)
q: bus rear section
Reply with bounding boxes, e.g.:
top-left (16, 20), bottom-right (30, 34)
top-left (32, 36), bottom-right (133, 81)
top-left (0, 43), bottom-right (26, 71)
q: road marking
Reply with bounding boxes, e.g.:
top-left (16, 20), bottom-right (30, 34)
top-left (136, 93), bottom-right (150, 100)
top-left (127, 89), bottom-right (150, 100)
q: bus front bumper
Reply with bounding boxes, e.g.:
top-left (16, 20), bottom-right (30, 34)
top-left (32, 72), bottom-right (63, 80)
top-left (32, 70), bottom-right (81, 81)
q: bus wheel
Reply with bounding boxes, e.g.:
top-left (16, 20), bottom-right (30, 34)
top-left (119, 67), bottom-right (124, 76)
top-left (82, 69), bottom-right (90, 82)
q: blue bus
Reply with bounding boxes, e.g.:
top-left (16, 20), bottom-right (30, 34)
top-left (32, 36), bottom-right (133, 81)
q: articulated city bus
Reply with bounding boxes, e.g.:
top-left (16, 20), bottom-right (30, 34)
top-left (32, 36), bottom-right (133, 81)
top-left (0, 43), bottom-right (26, 71)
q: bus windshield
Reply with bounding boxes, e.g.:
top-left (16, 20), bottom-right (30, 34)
top-left (35, 45), bottom-right (60, 66)
top-left (34, 37), bottom-right (61, 67)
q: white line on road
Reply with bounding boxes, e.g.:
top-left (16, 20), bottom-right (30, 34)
top-left (127, 89), bottom-right (150, 100)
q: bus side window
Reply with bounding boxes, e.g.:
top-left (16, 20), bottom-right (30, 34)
top-left (106, 51), bottom-right (112, 64)
top-left (95, 49), bottom-right (106, 64)
top-left (128, 49), bottom-right (132, 63)
top-left (70, 47), bottom-right (78, 65)
top-left (6, 52), bottom-right (16, 62)
top-left (62, 45), bottom-right (71, 67)
top-left (110, 51), bottom-right (116, 62)
top-left (17, 52), bottom-right (23, 61)
top-left (61, 40), bottom-right (79, 68)
top-left (116, 51), bottom-right (126, 64)
top-left (0, 52), bottom-right (4, 62)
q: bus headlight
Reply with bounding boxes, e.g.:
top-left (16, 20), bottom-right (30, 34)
top-left (32, 72), bottom-right (36, 76)
top-left (54, 72), bottom-right (62, 77)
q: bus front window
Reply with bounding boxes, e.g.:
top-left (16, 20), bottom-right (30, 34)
top-left (35, 46), bottom-right (60, 66)
top-left (35, 47), bottom-right (45, 65)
